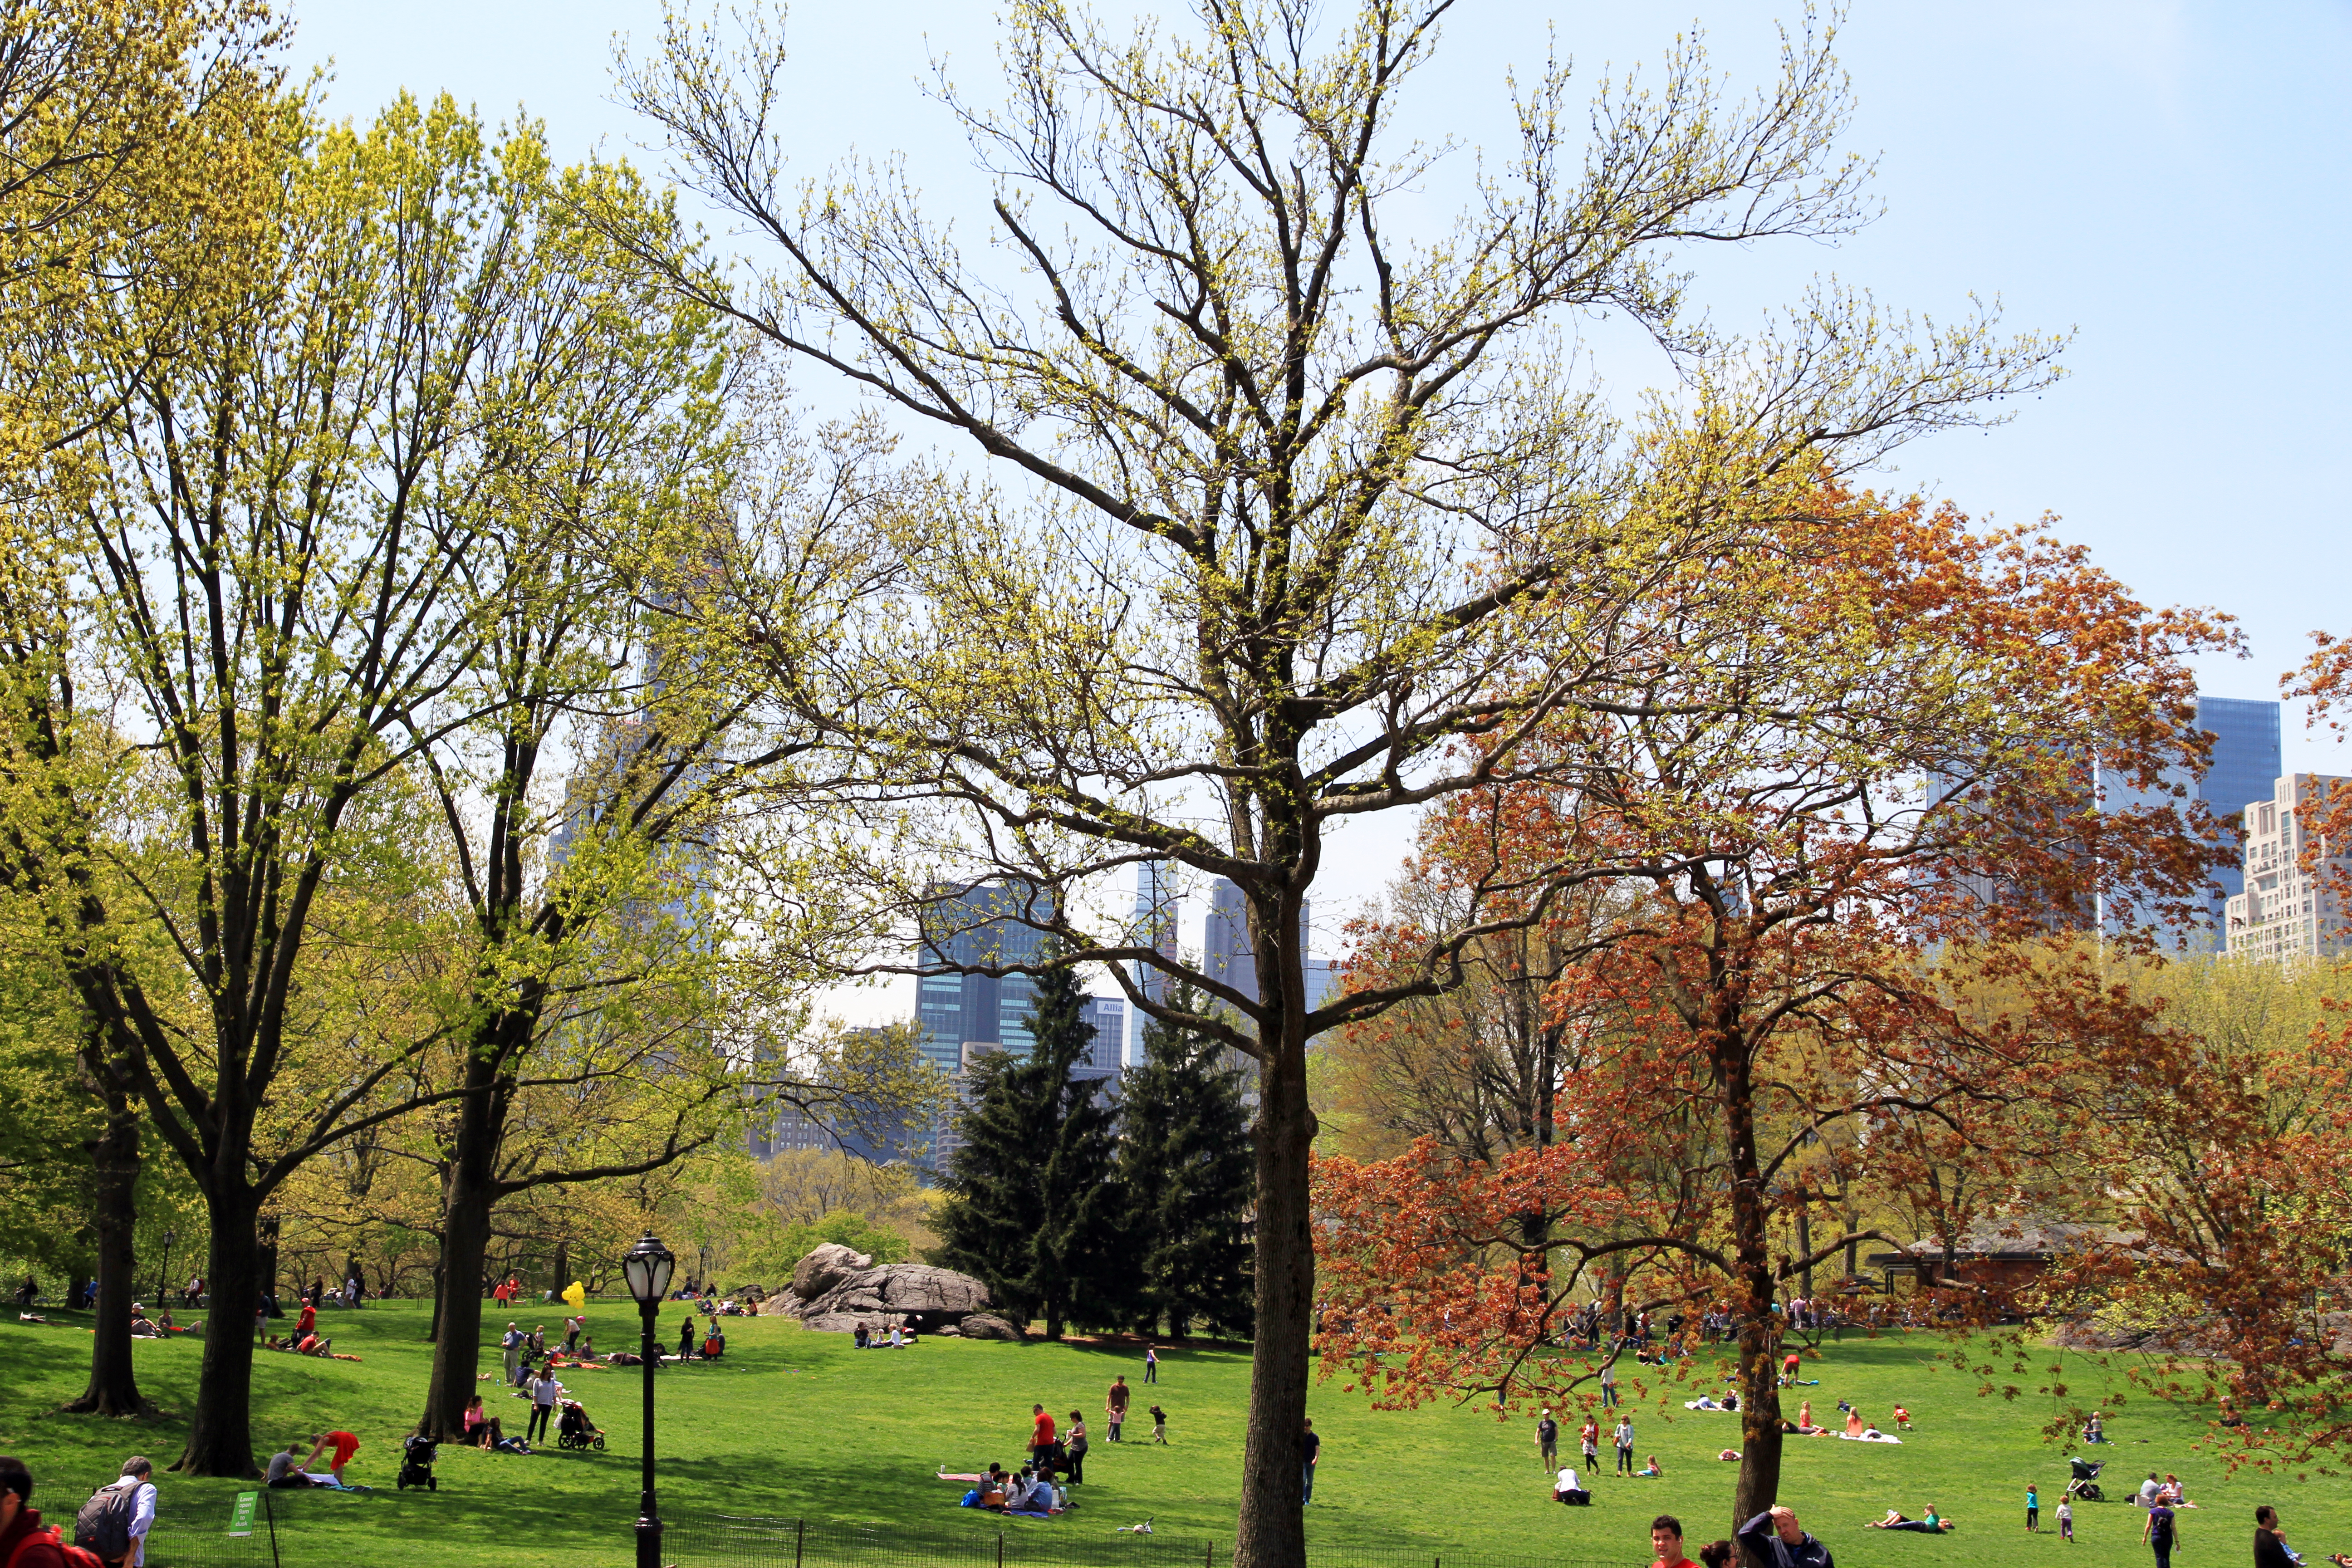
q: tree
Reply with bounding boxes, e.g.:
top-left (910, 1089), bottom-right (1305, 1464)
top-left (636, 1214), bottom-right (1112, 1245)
top-left (932, 959), bottom-right (1127, 1339)
top-left (0, 93), bottom-right (713, 1475)
top-left (620, 5), bottom-right (2065, 1558)
top-left (1117, 979), bottom-right (1255, 1338)
top-left (399, 341), bottom-right (944, 1435)
top-left (1313, 487), bottom-right (2231, 1544)
top-left (0, 0), bottom-right (279, 1424)
top-left (2024, 951), bottom-right (2352, 1467)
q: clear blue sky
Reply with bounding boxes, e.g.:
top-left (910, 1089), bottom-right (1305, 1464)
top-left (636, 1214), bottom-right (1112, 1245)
top-left (286, 0), bottom-right (2352, 936)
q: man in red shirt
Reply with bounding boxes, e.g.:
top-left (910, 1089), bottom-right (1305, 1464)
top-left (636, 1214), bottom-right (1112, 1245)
top-left (1652, 1514), bottom-right (1702, 1568)
top-left (0, 1458), bottom-right (68, 1568)
top-left (1029, 1405), bottom-right (1057, 1472)
top-left (295, 1298), bottom-right (317, 1340)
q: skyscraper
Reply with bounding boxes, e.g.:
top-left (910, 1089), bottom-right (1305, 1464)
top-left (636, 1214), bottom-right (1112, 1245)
top-left (1126, 861), bottom-right (1181, 1069)
top-left (914, 880), bottom-right (1054, 1074)
top-left (1202, 877), bottom-right (1334, 1011)
top-left (2097, 694), bottom-right (2283, 940)
top-left (916, 880), bottom-right (1126, 1168)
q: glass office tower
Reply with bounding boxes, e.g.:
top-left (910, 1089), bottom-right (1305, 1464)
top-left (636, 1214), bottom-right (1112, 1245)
top-left (2097, 694), bottom-right (2282, 939)
top-left (914, 880), bottom-right (1053, 1074)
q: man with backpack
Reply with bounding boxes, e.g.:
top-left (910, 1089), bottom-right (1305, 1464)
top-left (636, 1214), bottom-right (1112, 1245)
top-left (72, 1460), bottom-right (152, 1568)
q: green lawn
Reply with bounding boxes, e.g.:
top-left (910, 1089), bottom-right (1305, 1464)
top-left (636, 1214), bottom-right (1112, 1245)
top-left (0, 1303), bottom-right (2340, 1568)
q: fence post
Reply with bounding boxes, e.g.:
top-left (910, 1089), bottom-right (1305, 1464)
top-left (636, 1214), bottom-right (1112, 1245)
top-left (797, 1516), bottom-right (807, 1568)
top-left (263, 1492), bottom-right (283, 1568)
top-left (998, 1529), bottom-right (1005, 1568)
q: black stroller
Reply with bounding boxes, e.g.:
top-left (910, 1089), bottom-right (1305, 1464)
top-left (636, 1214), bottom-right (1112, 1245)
top-left (397, 1432), bottom-right (440, 1491)
top-left (556, 1397), bottom-right (607, 1451)
top-left (2066, 1457), bottom-right (2105, 1502)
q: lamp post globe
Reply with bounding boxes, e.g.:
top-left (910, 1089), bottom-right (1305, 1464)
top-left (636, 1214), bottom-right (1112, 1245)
top-left (624, 1232), bottom-right (674, 1568)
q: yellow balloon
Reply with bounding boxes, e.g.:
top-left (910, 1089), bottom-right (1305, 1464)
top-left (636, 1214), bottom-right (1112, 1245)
top-left (562, 1281), bottom-right (586, 1308)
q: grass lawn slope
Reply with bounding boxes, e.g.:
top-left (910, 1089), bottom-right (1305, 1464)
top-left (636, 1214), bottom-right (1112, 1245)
top-left (0, 1304), bottom-right (2341, 1568)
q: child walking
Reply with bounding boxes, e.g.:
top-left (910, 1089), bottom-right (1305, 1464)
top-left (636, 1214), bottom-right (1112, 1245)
top-left (2028, 1485), bottom-right (2040, 1531)
top-left (2057, 1498), bottom-right (2073, 1542)
top-left (1150, 1404), bottom-right (1169, 1445)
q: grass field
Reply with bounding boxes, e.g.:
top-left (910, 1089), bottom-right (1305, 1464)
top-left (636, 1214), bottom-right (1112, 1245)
top-left (0, 1303), bottom-right (2342, 1568)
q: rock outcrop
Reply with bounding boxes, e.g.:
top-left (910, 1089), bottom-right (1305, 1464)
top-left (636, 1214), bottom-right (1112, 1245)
top-left (791, 1242), bottom-right (872, 1302)
top-left (783, 1247), bottom-right (999, 1335)
top-left (956, 1313), bottom-right (1029, 1343)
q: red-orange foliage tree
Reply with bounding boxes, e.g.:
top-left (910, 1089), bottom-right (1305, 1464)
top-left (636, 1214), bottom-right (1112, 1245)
top-left (1314, 488), bottom-right (2232, 1543)
top-left (2018, 632), bottom-right (2352, 1473)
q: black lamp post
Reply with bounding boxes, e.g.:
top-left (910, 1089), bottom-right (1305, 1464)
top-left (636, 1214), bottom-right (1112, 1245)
top-left (153, 1230), bottom-right (176, 1304)
top-left (622, 1231), bottom-right (676, 1568)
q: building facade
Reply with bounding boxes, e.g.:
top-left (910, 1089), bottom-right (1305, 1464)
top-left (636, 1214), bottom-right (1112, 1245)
top-left (2096, 694), bottom-right (2283, 943)
top-left (2224, 772), bottom-right (2351, 963)
top-left (1202, 877), bottom-right (1335, 1012)
top-left (914, 880), bottom-right (1053, 1076)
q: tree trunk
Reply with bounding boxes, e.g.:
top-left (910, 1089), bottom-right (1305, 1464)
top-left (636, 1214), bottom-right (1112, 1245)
top-left (550, 1238), bottom-right (568, 1300)
top-left (1721, 1035), bottom-right (1784, 1557)
top-left (1796, 1210), bottom-right (1813, 1301)
top-left (67, 1098), bottom-right (144, 1416)
top-left (420, 1054), bottom-right (507, 1441)
top-left (177, 1193), bottom-right (261, 1476)
top-left (1232, 902), bottom-right (1312, 1568)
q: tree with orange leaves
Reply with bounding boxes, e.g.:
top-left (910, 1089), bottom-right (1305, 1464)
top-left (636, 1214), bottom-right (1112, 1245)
top-left (2003, 641), bottom-right (2352, 1474)
top-left (1314, 485), bottom-right (2233, 1545)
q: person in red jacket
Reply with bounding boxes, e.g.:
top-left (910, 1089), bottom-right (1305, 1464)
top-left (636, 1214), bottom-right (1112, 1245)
top-left (0, 1457), bottom-right (69, 1568)
top-left (318, 1431), bottom-right (362, 1485)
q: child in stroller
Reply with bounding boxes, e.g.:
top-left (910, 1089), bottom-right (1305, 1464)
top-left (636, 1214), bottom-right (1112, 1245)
top-left (557, 1397), bottom-right (607, 1451)
top-left (397, 1432), bottom-right (440, 1491)
top-left (2066, 1457), bottom-right (2105, 1502)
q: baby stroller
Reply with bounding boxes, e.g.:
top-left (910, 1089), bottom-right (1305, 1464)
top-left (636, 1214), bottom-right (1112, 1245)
top-left (2066, 1456), bottom-right (2105, 1502)
top-left (556, 1397), bottom-right (607, 1451)
top-left (397, 1432), bottom-right (439, 1492)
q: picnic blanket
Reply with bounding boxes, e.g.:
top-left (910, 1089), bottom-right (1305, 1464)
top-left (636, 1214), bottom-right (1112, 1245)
top-left (1839, 1431), bottom-right (1902, 1444)
top-left (1684, 1400), bottom-right (1732, 1411)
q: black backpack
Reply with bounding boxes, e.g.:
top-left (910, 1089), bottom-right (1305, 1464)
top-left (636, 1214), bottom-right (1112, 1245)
top-left (74, 1479), bottom-right (138, 1558)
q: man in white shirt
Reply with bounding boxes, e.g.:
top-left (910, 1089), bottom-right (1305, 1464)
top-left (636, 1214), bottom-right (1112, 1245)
top-left (102, 1456), bottom-right (157, 1568)
top-left (501, 1322), bottom-right (524, 1384)
top-left (1552, 1466), bottom-right (1583, 1503)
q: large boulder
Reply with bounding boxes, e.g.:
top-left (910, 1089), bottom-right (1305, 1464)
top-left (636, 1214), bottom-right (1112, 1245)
top-left (792, 1259), bottom-right (996, 1333)
top-left (957, 1312), bottom-right (1029, 1343)
top-left (791, 1243), bottom-right (872, 1302)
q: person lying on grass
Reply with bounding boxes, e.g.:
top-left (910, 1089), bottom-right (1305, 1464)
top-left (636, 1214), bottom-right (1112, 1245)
top-left (1867, 1508), bottom-right (1953, 1533)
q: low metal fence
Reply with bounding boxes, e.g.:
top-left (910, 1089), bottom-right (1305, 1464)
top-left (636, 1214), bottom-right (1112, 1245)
top-left (653, 1513), bottom-right (1624, 1568)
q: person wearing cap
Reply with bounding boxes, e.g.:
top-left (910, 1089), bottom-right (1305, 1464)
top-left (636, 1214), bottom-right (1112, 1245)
top-left (1537, 1409), bottom-right (1559, 1470)
top-left (0, 1456), bottom-right (69, 1567)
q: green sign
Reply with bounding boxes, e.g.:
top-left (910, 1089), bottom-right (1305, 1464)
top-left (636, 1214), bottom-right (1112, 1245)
top-left (227, 1490), bottom-right (258, 1537)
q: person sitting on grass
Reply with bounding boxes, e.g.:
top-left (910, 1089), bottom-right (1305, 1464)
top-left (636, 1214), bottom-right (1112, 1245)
top-left (266, 1438), bottom-right (328, 1489)
top-left (1636, 1455), bottom-right (1664, 1478)
top-left (1867, 1507), bottom-right (1952, 1533)
top-left (1844, 1408), bottom-right (1866, 1438)
top-left (462, 1394), bottom-right (503, 1449)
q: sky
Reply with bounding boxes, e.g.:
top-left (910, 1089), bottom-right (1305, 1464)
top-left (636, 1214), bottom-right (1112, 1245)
top-left (283, 0), bottom-right (2352, 995)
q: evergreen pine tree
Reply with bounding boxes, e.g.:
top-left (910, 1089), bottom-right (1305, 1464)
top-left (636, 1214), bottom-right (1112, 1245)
top-left (1117, 980), bottom-right (1256, 1338)
top-left (932, 956), bottom-right (1128, 1339)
